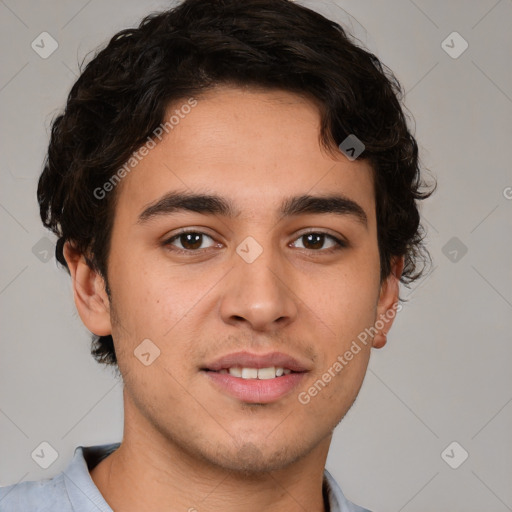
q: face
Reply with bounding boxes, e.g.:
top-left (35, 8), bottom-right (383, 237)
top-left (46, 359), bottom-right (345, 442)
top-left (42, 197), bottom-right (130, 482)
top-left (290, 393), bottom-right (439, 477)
top-left (68, 86), bottom-right (401, 474)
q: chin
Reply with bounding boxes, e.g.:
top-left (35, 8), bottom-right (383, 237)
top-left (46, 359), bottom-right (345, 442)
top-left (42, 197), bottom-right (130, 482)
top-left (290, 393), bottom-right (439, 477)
top-left (203, 437), bottom-right (313, 476)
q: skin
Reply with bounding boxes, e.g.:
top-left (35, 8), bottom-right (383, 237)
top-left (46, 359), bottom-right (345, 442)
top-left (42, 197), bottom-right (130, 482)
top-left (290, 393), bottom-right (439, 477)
top-left (64, 86), bottom-right (403, 512)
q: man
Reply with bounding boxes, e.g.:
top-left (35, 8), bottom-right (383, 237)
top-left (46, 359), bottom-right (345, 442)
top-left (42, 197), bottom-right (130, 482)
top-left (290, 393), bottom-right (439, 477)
top-left (0, 0), bottom-right (433, 510)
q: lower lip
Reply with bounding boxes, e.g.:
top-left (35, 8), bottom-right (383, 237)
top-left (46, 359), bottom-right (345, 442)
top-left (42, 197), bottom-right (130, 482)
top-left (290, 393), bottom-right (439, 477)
top-left (202, 371), bottom-right (307, 403)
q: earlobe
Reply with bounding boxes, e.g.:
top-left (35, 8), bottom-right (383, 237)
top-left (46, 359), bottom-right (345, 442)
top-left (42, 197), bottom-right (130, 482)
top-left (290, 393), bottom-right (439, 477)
top-left (63, 241), bottom-right (112, 336)
top-left (373, 256), bottom-right (404, 349)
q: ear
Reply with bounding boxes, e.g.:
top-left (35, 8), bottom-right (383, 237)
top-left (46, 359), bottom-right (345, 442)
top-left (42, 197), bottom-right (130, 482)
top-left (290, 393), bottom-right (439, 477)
top-left (373, 256), bottom-right (404, 349)
top-left (63, 241), bottom-right (112, 336)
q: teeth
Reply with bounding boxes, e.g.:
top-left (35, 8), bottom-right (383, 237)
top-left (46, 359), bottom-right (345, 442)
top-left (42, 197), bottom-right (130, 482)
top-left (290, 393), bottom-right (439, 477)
top-left (229, 367), bottom-right (242, 377)
top-left (241, 368), bottom-right (258, 379)
top-left (257, 367), bottom-right (276, 380)
top-left (225, 367), bottom-right (289, 379)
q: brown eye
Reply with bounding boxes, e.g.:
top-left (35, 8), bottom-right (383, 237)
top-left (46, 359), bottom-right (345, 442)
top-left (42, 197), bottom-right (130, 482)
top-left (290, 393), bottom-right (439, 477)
top-left (291, 232), bottom-right (346, 252)
top-left (164, 231), bottom-right (216, 252)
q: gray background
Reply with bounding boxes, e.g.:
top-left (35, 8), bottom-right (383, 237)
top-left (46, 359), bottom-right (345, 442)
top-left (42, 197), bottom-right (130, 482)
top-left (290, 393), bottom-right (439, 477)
top-left (1, 0), bottom-right (511, 510)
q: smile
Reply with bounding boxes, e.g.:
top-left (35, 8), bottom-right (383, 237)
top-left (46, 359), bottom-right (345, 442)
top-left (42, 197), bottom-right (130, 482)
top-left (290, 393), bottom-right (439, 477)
top-left (208, 366), bottom-right (293, 379)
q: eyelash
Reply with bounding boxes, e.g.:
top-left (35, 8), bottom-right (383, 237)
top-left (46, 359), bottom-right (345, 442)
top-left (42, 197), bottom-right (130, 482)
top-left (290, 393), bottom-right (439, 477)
top-left (162, 229), bottom-right (347, 255)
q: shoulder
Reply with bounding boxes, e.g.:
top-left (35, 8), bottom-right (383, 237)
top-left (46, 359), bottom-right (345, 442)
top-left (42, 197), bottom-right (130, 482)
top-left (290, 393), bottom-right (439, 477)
top-left (0, 444), bottom-right (118, 512)
top-left (0, 472), bottom-right (72, 512)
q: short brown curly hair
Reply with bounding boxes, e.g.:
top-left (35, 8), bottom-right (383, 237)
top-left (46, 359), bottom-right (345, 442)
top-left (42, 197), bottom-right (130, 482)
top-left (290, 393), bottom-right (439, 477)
top-left (37, 0), bottom-right (435, 367)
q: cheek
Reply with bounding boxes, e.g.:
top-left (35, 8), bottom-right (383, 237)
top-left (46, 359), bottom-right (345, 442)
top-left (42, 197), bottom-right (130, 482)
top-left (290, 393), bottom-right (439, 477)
top-left (320, 259), bottom-right (380, 330)
top-left (109, 250), bottom-right (176, 322)
top-left (303, 257), bottom-right (379, 397)
top-left (108, 252), bottom-right (220, 362)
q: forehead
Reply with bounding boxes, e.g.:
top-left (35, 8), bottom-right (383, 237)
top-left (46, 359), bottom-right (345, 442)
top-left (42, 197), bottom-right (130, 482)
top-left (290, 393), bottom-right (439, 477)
top-left (113, 86), bottom-right (375, 223)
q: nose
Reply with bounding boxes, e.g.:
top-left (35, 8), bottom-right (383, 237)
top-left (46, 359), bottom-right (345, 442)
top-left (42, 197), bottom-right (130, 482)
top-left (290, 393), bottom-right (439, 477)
top-left (219, 245), bottom-right (298, 332)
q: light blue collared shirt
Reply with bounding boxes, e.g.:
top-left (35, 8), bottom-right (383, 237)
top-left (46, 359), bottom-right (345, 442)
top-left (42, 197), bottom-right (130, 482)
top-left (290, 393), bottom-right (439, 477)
top-left (0, 443), bottom-right (372, 511)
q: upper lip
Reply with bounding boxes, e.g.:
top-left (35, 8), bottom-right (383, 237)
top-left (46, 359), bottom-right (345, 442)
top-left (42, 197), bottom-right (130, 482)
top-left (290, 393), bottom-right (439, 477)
top-left (202, 351), bottom-right (311, 372)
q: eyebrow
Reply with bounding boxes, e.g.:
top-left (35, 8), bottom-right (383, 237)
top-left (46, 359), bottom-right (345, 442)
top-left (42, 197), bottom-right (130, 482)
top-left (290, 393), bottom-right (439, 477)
top-left (137, 191), bottom-right (368, 228)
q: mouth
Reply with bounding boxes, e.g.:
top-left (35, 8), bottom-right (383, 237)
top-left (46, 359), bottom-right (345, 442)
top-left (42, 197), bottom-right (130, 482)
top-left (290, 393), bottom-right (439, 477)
top-left (201, 350), bottom-right (311, 373)
top-left (200, 351), bottom-right (310, 403)
top-left (202, 366), bottom-right (298, 379)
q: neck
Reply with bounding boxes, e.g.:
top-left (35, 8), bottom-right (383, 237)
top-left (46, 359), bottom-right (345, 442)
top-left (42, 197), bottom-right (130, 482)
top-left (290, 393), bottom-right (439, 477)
top-left (90, 395), bottom-right (332, 512)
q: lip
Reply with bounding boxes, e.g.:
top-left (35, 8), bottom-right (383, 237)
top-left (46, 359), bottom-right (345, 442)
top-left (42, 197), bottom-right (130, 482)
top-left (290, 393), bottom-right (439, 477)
top-left (201, 350), bottom-right (312, 372)
top-left (200, 350), bottom-right (311, 404)
top-left (203, 370), bottom-right (307, 404)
